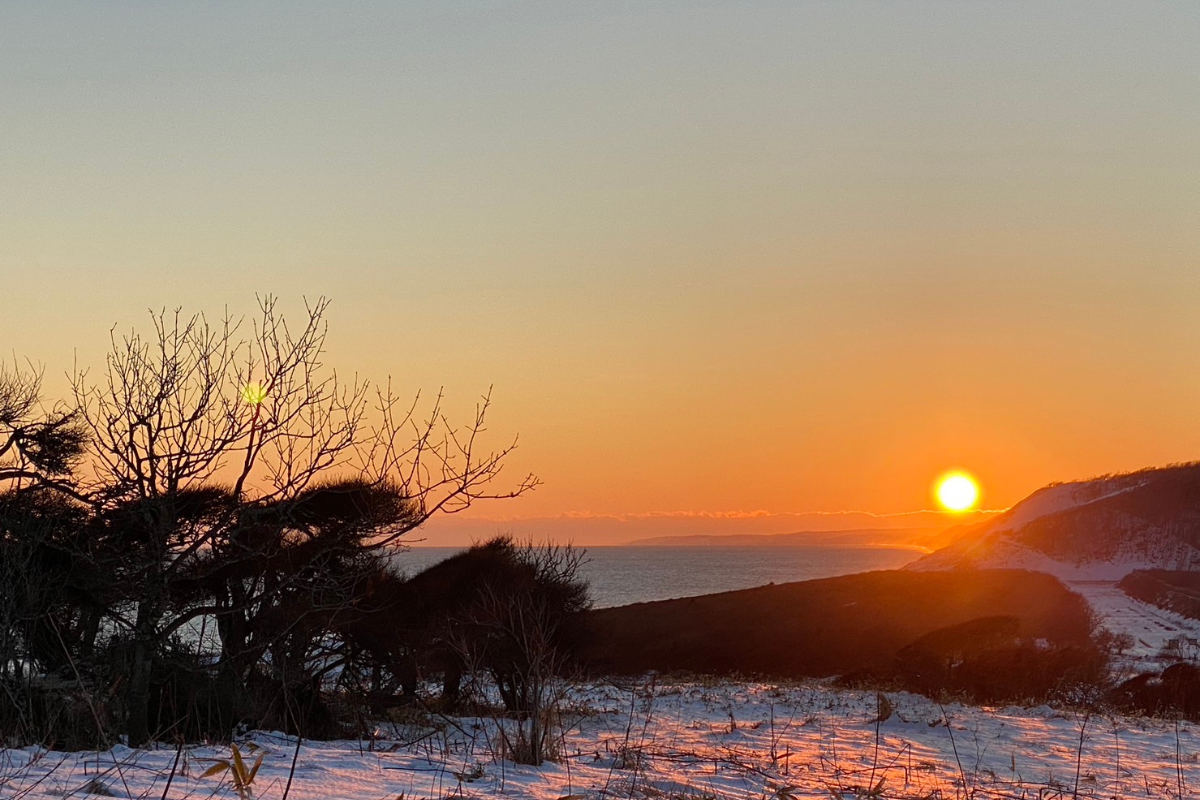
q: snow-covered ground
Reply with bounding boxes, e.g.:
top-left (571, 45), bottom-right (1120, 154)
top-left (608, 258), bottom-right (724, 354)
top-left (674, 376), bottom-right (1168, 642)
top-left (3, 680), bottom-right (1199, 800)
top-left (1072, 581), bottom-right (1200, 675)
top-left (6, 579), bottom-right (1200, 799)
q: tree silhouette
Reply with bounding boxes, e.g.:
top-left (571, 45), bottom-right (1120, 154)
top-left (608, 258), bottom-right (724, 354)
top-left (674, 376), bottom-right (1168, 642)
top-left (0, 362), bottom-right (87, 491)
top-left (0, 297), bottom-right (536, 745)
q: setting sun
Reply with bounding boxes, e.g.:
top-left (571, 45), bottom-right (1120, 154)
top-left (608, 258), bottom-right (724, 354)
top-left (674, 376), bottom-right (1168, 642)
top-left (936, 472), bottom-right (980, 512)
top-left (241, 382), bottom-right (268, 406)
top-left (5, 4), bottom-right (1200, 790)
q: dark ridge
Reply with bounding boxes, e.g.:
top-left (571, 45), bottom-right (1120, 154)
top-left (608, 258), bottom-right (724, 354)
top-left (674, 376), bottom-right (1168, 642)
top-left (1118, 569), bottom-right (1200, 621)
top-left (581, 569), bottom-right (1104, 702)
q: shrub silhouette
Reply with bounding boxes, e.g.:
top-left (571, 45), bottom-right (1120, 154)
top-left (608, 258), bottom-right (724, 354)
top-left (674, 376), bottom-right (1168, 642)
top-left (1111, 662), bottom-right (1200, 720)
top-left (342, 536), bottom-right (589, 715)
top-left (894, 615), bottom-right (1021, 694)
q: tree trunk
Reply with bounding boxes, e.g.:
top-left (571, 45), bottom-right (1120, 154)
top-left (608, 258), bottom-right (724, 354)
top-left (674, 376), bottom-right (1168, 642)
top-left (126, 600), bottom-right (158, 746)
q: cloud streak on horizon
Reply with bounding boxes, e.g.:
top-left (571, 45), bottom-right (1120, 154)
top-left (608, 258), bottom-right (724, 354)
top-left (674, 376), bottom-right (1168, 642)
top-left (416, 507), bottom-right (999, 546)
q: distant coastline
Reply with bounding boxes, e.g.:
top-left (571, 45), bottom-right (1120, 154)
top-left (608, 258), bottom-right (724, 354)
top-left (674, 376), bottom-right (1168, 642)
top-left (626, 527), bottom-right (938, 551)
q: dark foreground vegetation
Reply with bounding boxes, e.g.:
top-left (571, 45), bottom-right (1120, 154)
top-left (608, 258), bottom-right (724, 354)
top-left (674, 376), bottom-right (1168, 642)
top-left (582, 570), bottom-right (1108, 703)
top-left (0, 298), bottom-right (586, 760)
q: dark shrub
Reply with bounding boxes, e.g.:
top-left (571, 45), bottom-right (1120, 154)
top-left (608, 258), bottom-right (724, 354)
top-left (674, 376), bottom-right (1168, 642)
top-left (340, 536), bottom-right (590, 714)
top-left (1111, 663), bottom-right (1200, 720)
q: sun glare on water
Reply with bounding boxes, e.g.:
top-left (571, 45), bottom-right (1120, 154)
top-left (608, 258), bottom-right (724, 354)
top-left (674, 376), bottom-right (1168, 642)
top-left (936, 471), bottom-right (979, 512)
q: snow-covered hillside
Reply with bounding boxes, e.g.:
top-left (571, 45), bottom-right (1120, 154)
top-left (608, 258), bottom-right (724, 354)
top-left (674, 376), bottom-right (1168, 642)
top-left (4, 681), bottom-right (1199, 800)
top-left (910, 464), bottom-right (1200, 580)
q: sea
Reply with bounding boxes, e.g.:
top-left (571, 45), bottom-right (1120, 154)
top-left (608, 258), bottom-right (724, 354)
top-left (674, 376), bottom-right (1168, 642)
top-left (392, 546), bottom-right (922, 608)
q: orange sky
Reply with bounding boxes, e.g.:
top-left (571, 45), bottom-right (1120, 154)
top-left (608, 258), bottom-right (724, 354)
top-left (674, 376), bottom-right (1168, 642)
top-left (2, 3), bottom-right (1199, 545)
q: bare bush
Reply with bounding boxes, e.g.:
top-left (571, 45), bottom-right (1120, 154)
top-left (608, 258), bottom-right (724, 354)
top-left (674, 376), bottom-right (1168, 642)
top-left (446, 538), bottom-right (590, 764)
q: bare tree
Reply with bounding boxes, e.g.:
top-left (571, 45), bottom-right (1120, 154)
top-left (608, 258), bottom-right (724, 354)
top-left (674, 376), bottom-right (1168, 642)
top-left (56, 296), bottom-right (536, 744)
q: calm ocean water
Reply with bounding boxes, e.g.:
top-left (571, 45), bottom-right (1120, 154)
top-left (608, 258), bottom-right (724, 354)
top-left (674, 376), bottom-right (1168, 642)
top-left (391, 546), bottom-right (921, 608)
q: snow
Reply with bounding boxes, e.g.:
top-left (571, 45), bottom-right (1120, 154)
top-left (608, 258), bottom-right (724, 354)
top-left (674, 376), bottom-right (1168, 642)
top-left (1073, 581), bottom-right (1200, 675)
top-left (908, 471), bottom-right (1191, 579)
top-left (914, 538), bottom-right (1196, 581)
top-left (998, 477), bottom-right (1149, 532)
top-left (4, 680), bottom-right (1199, 800)
top-left (7, 556), bottom-right (1200, 799)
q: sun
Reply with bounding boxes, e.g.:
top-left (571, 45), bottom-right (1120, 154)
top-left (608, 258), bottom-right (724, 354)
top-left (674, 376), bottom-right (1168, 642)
top-left (241, 381), bottom-right (268, 406)
top-left (936, 471), bottom-right (980, 512)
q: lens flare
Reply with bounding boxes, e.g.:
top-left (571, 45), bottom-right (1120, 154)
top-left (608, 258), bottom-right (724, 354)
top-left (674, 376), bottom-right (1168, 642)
top-left (936, 471), bottom-right (979, 512)
top-left (241, 382), bottom-right (268, 406)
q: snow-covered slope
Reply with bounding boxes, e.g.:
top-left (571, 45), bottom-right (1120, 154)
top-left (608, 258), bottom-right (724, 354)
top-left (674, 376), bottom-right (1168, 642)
top-left (910, 463), bottom-right (1200, 579)
top-left (4, 681), bottom-right (1199, 800)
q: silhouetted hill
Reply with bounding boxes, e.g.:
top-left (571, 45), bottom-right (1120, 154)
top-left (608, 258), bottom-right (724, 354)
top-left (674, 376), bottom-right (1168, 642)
top-left (910, 463), bottom-right (1200, 579)
top-left (581, 569), bottom-right (1101, 700)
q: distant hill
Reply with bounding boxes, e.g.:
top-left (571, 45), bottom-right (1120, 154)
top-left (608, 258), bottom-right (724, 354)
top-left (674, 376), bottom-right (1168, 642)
top-left (910, 463), bottom-right (1200, 579)
top-left (581, 569), bottom-right (1102, 701)
top-left (628, 527), bottom-right (941, 550)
